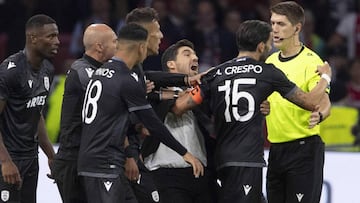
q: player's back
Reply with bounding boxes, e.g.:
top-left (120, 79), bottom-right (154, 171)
top-left (201, 57), bottom-right (295, 169)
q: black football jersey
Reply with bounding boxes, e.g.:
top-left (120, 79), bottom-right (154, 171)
top-left (199, 57), bottom-right (296, 170)
top-left (78, 59), bottom-right (187, 177)
top-left (0, 50), bottom-right (54, 159)
top-left (56, 55), bottom-right (102, 161)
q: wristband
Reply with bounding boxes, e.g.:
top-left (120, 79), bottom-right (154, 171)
top-left (317, 112), bottom-right (323, 124)
top-left (190, 85), bottom-right (203, 104)
top-left (173, 90), bottom-right (179, 98)
top-left (159, 89), bottom-right (162, 101)
top-left (321, 74), bottom-right (331, 85)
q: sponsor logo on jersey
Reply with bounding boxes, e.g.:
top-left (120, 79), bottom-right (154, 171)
top-left (296, 193), bottom-right (304, 202)
top-left (7, 61), bottom-right (16, 70)
top-left (131, 72), bottom-right (138, 82)
top-left (225, 64), bottom-right (263, 75)
top-left (28, 80), bottom-right (33, 88)
top-left (104, 181), bottom-right (112, 192)
top-left (243, 185), bottom-right (252, 196)
top-left (44, 76), bottom-right (50, 91)
top-left (26, 95), bottom-right (47, 108)
top-left (1, 190), bottom-right (9, 202)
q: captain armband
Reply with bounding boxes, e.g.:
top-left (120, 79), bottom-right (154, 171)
top-left (190, 85), bottom-right (203, 104)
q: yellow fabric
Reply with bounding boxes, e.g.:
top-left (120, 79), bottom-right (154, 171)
top-left (320, 106), bottom-right (358, 145)
top-left (265, 46), bottom-right (325, 143)
top-left (46, 75), bottom-right (65, 143)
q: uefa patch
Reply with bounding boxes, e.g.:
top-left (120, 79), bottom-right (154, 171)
top-left (44, 76), bottom-right (50, 91)
top-left (151, 191), bottom-right (159, 202)
top-left (1, 190), bottom-right (9, 202)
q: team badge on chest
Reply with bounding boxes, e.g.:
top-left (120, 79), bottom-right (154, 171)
top-left (44, 76), bottom-right (50, 91)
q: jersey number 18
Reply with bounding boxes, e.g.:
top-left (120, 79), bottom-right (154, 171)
top-left (82, 79), bottom-right (102, 124)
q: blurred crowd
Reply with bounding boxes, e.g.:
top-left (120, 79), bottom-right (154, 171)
top-left (1, 0), bottom-right (360, 142)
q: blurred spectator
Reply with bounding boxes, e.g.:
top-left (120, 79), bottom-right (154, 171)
top-left (222, 8), bottom-right (242, 34)
top-left (328, 1), bottom-right (360, 59)
top-left (344, 59), bottom-right (360, 108)
top-left (191, 0), bottom-right (236, 72)
top-left (327, 46), bottom-right (349, 103)
top-left (69, 0), bottom-right (124, 58)
top-left (143, 0), bottom-right (194, 71)
top-left (300, 9), bottom-right (326, 58)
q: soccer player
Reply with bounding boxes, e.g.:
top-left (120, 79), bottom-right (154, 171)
top-left (265, 2), bottom-right (331, 203)
top-left (0, 14), bottom-right (59, 203)
top-left (78, 23), bottom-right (204, 203)
top-left (171, 20), bottom-right (331, 203)
top-left (51, 24), bottom-right (117, 203)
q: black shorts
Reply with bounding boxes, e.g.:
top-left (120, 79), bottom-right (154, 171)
top-left (266, 135), bottom-right (324, 203)
top-left (217, 166), bottom-right (263, 203)
top-left (0, 158), bottom-right (38, 203)
top-left (130, 161), bottom-right (159, 203)
top-left (52, 159), bottom-right (86, 203)
top-left (82, 174), bottom-right (138, 203)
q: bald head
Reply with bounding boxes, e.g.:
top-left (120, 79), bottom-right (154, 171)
top-left (82, 24), bottom-right (117, 62)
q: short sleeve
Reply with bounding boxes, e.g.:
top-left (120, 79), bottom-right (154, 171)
top-left (120, 74), bottom-right (152, 112)
top-left (270, 65), bottom-right (297, 97)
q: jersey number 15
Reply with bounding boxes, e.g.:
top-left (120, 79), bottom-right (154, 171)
top-left (218, 78), bottom-right (256, 122)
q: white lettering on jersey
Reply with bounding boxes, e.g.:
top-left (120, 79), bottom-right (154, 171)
top-left (224, 64), bottom-right (262, 75)
top-left (26, 95), bottom-right (47, 108)
top-left (131, 72), bottom-right (138, 82)
top-left (94, 68), bottom-right (114, 78)
top-left (7, 61), bottom-right (16, 70)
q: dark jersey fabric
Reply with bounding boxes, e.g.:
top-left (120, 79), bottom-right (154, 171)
top-left (78, 58), bottom-right (187, 178)
top-left (199, 57), bottom-right (296, 170)
top-left (56, 54), bottom-right (102, 161)
top-left (0, 50), bottom-right (54, 159)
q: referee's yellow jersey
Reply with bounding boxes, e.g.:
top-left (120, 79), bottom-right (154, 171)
top-left (265, 46), bottom-right (329, 143)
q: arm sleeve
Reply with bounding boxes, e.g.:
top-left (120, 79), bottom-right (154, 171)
top-left (121, 74), bottom-right (187, 156)
top-left (145, 71), bottom-right (187, 88)
top-left (135, 108), bottom-right (187, 156)
top-left (125, 124), bottom-right (140, 159)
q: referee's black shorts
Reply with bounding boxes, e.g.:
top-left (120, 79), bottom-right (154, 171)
top-left (267, 135), bottom-right (324, 203)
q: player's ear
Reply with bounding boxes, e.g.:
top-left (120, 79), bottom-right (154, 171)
top-left (257, 41), bottom-right (265, 53)
top-left (166, 61), bottom-right (176, 71)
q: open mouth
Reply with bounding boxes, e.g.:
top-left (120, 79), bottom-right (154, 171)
top-left (190, 65), bottom-right (198, 71)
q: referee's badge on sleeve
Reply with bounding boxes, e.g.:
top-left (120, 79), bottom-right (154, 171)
top-left (44, 76), bottom-right (50, 91)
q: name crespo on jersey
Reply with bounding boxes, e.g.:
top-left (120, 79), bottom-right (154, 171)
top-left (224, 64), bottom-right (263, 75)
top-left (26, 95), bottom-right (47, 108)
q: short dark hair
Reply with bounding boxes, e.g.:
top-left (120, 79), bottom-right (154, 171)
top-left (161, 39), bottom-right (194, 71)
top-left (117, 23), bottom-right (148, 41)
top-left (271, 1), bottom-right (305, 26)
top-left (125, 7), bottom-right (159, 24)
top-left (25, 14), bottom-right (56, 31)
top-left (236, 20), bottom-right (272, 52)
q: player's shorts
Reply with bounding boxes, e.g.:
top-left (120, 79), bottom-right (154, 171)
top-left (0, 158), bottom-right (39, 203)
top-left (82, 174), bottom-right (138, 203)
